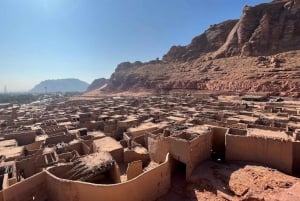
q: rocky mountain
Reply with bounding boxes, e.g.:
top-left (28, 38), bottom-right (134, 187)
top-left (89, 0), bottom-right (300, 97)
top-left (31, 78), bottom-right (89, 93)
top-left (86, 78), bottom-right (108, 91)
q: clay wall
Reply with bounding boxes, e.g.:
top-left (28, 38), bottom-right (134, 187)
top-left (49, 160), bottom-right (121, 183)
top-left (46, 155), bottom-right (171, 201)
top-left (35, 152), bottom-right (57, 169)
top-left (24, 141), bottom-right (42, 152)
top-left (4, 131), bottom-right (35, 146)
top-left (44, 134), bottom-right (76, 146)
top-left (226, 134), bottom-right (293, 174)
top-left (2, 174), bottom-right (9, 190)
top-left (47, 164), bottom-right (71, 179)
top-left (66, 142), bottom-right (84, 155)
top-left (79, 121), bottom-right (102, 131)
top-left (148, 135), bottom-right (169, 163)
top-left (188, 133), bottom-right (212, 178)
top-left (168, 137), bottom-right (190, 163)
top-left (2, 172), bottom-right (47, 201)
top-left (109, 148), bottom-right (124, 163)
top-left (228, 128), bottom-right (247, 136)
top-left (118, 120), bottom-right (138, 128)
top-left (168, 132), bottom-right (212, 179)
top-left (82, 142), bottom-right (91, 155)
top-left (58, 152), bottom-right (75, 163)
top-left (292, 141), bottom-right (300, 174)
top-left (109, 163), bottom-right (121, 183)
top-left (248, 124), bottom-right (286, 132)
top-left (132, 135), bottom-right (146, 147)
top-left (127, 127), bottom-right (158, 138)
top-left (45, 126), bottom-right (67, 136)
top-left (16, 158), bottom-right (37, 179)
top-left (104, 124), bottom-right (117, 136)
top-left (126, 160), bottom-right (143, 180)
top-left (124, 149), bottom-right (150, 166)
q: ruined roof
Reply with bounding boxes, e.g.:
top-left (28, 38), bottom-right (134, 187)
top-left (0, 146), bottom-right (24, 159)
top-left (186, 125), bottom-right (211, 135)
top-left (93, 137), bottom-right (123, 152)
top-left (248, 128), bottom-right (290, 140)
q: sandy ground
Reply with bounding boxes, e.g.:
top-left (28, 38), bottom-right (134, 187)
top-left (158, 160), bottom-right (300, 201)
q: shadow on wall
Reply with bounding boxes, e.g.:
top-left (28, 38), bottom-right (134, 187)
top-left (211, 127), bottom-right (228, 162)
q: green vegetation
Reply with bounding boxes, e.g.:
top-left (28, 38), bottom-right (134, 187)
top-left (0, 93), bottom-right (39, 104)
top-left (0, 92), bottom-right (83, 104)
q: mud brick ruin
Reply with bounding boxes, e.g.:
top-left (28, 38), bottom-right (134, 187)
top-left (0, 94), bottom-right (300, 200)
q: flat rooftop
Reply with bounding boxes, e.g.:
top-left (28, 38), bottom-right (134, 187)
top-left (0, 139), bottom-right (18, 148)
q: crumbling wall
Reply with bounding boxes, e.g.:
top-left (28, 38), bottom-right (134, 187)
top-left (44, 134), bottom-right (76, 146)
top-left (126, 160), bottom-right (143, 180)
top-left (124, 150), bottom-right (149, 166)
top-left (226, 134), bottom-right (293, 174)
top-left (4, 132), bottom-right (36, 146)
top-left (148, 135), bottom-right (169, 163)
top-left (46, 155), bottom-right (171, 201)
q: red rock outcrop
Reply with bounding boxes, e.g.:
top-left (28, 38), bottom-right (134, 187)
top-left (90, 0), bottom-right (300, 97)
top-left (162, 20), bottom-right (238, 62)
top-left (214, 0), bottom-right (300, 58)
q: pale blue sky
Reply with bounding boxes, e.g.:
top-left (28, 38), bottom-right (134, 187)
top-left (0, 0), bottom-right (269, 92)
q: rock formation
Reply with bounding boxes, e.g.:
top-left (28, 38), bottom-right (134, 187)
top-left (214, 0), bottom-right (300, 58)
top-left (91, 0), bottom-right (300, 97)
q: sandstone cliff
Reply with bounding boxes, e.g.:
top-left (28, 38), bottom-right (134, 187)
top-left (90, 0), bottom-right (300, 97)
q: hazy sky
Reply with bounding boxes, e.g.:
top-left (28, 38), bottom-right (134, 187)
top-left (0, 0), bottom-right (269, 92)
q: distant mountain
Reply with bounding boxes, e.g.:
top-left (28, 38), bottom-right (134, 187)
top-left (86, 78), bottom-right (108, 91)
top-left (30, 78), bottom-right (89, 93)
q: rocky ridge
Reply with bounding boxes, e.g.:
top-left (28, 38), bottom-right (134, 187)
top-left (90, 0), bottom-right (300, 97)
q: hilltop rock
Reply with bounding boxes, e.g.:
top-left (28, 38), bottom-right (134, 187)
top-left (214, 0), bottom-right (300, 57)
top-left (86, 78), bottom-right (108, 91)
top-left (163, 20), bottom-right (238, 62)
